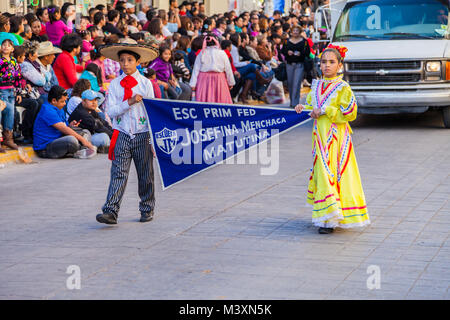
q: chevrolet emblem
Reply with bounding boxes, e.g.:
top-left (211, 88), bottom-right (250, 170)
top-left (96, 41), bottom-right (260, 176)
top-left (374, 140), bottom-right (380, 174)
top-left (376, 69), bottom-right (389, 76)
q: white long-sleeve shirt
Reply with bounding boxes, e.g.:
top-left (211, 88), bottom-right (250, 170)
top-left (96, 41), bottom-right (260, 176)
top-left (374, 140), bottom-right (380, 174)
top-left (230, 45), bottom-right (249, 69)
top-left (106, 70), bottom-right (155, 138)
top-left (189, 47), bottom-right (236, 88)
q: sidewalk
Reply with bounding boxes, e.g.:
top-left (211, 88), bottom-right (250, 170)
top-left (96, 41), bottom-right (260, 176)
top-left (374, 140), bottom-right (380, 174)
top-left (0, 146), bottom-right (35, 167)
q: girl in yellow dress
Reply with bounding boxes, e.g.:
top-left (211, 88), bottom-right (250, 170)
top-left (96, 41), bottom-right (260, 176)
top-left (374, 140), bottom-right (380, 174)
top-left (295, 44), bottom-right (370, 234)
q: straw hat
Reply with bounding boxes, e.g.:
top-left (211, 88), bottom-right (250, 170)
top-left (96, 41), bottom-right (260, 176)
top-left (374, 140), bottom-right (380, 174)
top-left (99, 43), bottom-right (159, 64)
top-left (37, 41), bottom-right (62, 57)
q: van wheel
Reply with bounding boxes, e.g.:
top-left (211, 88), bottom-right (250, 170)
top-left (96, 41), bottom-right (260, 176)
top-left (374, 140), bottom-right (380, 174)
top-left (443, 107), bottom-right (450, 128)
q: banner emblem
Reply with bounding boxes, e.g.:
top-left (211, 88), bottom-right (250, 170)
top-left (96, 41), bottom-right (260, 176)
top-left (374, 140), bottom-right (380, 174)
top-left (155, 127), bottom-right (178, 155)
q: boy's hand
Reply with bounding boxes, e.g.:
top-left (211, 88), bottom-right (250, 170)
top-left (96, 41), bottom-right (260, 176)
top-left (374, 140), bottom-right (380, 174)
top-left (128, 94), bottom-right (143, 105)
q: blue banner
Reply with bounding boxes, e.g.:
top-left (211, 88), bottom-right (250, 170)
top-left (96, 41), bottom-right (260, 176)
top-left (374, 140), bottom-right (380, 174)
top-left (143, 99), bottom-right (311, 190)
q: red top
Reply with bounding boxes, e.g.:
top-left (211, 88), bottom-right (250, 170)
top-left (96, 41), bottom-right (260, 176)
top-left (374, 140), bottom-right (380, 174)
top-left (53, 51), bottom-right (84, 89)
top-left (224, 49), bottom-right (237, 73)
top-left (39, 23), bottom-right (46, 36)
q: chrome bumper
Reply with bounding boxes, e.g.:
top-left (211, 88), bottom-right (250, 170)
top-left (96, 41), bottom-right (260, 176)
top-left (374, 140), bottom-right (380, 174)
top-left (353, 88), bottom-right (450, 114)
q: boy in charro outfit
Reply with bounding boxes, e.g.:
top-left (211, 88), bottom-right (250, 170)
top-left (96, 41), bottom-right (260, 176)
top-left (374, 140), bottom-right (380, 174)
top-left (96, 43), bottom-right (159, 225)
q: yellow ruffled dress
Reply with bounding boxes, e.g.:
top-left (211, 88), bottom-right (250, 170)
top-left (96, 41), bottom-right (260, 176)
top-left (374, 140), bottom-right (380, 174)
top-left (304, 74), bottom-right (370, 229)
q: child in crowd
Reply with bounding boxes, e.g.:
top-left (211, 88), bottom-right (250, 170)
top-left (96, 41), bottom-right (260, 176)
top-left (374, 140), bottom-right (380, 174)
top-left (143, 68), bottom-right (162, 99)
top-left (78, 29), bottom-right (94, 60)
top-left (0, 39), bottom-right (25, 151)
top-left (173, 51), bottom-right (190, 82)
top-left (66, 78), bottom-right (91, 119)
top-left (46, 5), bottom-right (74, 47)
top-left (149, 45), bottom-right (191, 100)
top-left (189, 34), bottom-right (235, 104)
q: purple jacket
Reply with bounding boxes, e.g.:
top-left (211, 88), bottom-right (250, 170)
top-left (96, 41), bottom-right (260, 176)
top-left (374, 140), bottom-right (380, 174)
top-left (148, 57), bottom-right (173, 83)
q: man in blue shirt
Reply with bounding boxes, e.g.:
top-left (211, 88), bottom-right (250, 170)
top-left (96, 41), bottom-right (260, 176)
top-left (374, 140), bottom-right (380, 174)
top-left (33, 85), bottom-right (96, 159)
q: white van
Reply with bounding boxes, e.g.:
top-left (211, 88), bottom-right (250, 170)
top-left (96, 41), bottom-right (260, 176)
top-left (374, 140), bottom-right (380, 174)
top-left (314, 0), bottom-right (450, 127)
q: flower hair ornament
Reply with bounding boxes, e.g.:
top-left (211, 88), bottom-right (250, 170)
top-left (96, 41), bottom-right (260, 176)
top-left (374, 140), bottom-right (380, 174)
top-left (320, 43), bottom-right (348, 59)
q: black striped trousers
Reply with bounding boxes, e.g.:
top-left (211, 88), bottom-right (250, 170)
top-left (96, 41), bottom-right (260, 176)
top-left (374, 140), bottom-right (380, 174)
top-left (102, 131), bottom-right (155, 217)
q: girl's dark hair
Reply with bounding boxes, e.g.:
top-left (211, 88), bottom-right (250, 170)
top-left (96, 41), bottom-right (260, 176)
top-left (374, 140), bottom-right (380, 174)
top-left (175, 35), bottom-right (191, 52)
top-left (61, 2), bottom-right (74, 19)
top-left (36, 7), bottom-right (47, 20)
top-left (146, 9), bottom-right (157, 22)
top-left (145, 68), bottom-right (156, 78)
top-left (90, 38), bottom-right (105, 61)
top-left (129, 32), bottom-right (145, 42)
top-left (76, 29), bottom-right (89, 39)
top-left (230, 33), bottom-right (240, 47)
top-left (87, 25), bottom-right (99, 37)
top-left (104, 34), bottom-right (119, 45)
top-left (60, 33), bottom-right (82, 53)
top-left (85, 63), bottom-right (103, 88)
top-left (71, 78), bottom-right (91, 97)
top-left (147, 18), bottom-right (163, 36)
top-left (0, 14), bottom-right (10, 32)
top-left (190, 35), bottom-right (203, 52)
top-left (173, 51), bottom-right (184, 61)
top-left (9, 16), bottom-right (23, 34)
top-left (159, 44), bottom-right (171, 56)
top-left (24, 13), bottom-right (37, 26)
top-left (202, 18), bottom-right (213, 32)
top-left (320, 48), bottom-right (344, 64)
top-left (13, 45), bottom-right (26, 59)
top-left (48, 5), bottom-right (61, 24)
top-left (204, 33), bottom-right (218, 47)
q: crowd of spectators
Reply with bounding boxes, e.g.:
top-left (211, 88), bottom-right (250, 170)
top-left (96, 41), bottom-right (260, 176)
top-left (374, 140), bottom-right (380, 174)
top-left (0, 0), bottom-right (329, 158)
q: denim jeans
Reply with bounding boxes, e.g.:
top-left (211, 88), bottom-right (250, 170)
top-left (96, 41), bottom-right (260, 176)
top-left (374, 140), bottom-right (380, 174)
top-left (0, 88), bottom-right (16, 131)
top-left (236, 63), bottom-right (257, 81)
top-left (91, 132), bottom-right (110, 149)
top-left (36, 129), bottom-right (92, 159)
top-left (286, 62), bottom-right (305, 107)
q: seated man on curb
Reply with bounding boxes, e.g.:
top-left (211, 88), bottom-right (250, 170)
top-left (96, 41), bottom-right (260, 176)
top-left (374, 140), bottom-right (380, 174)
top-left (68, 89), bottom-right (113, 154)
top-left (33, 85), bottom-right (97, 159)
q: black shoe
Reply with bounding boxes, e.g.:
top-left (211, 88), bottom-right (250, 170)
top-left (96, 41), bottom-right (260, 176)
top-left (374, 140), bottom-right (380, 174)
top-left (140, 211), bottom-right (154, 223)
top-left (318, 227), bottom-right (334, 234)
top-left (96, 213), bottom-right (117, 224)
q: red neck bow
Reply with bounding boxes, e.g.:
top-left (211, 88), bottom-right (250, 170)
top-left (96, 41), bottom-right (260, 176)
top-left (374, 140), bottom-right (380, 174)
top-left (120, 75), bottom-right (138, 102)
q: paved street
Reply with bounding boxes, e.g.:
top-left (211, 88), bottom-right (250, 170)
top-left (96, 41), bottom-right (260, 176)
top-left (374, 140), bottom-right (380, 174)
top-left (0, 109), bottom-right (449, 300)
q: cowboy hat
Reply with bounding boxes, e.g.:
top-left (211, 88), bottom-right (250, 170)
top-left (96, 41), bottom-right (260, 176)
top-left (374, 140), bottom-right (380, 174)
top-left (37, 41), bottom-right (62, 57)
top-left (99, 43), bottom-right (159, 64)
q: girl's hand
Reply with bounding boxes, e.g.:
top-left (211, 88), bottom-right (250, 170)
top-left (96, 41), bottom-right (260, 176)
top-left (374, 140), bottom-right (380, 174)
top-left (288, 50), bottom-right (294, 56)
top-left (16, 95), bottom-right (22, 104)
top-left (294, 104), bottom-right (304, 113)
top-left (310, 108), bottom-right (322, 119)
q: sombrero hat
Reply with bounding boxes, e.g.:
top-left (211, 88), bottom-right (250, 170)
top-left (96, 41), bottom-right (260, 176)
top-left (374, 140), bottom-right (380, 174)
top-left (99, 43), bottom-right (159, 64)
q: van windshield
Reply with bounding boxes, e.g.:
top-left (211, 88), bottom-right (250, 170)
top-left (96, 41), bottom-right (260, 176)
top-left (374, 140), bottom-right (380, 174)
top-left (334, 0), bottom-right (449, 41)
